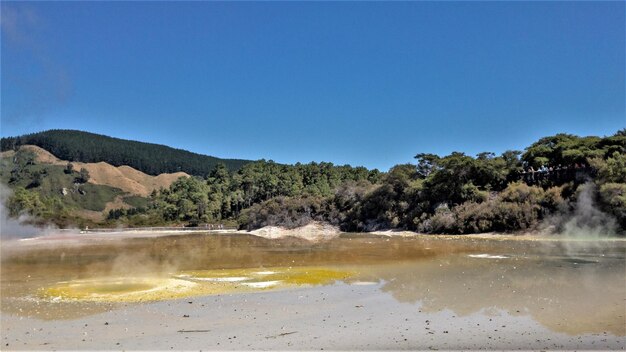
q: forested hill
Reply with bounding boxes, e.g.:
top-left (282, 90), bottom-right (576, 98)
top-left (0, 130), bottom-right (251, 176)
top-left (3, 129), bottom-right (625, 233)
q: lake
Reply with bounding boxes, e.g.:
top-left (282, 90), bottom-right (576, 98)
top-left (1, 232), bottom-right (624, 349)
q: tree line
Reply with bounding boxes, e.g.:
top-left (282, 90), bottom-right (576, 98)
top-left (108, 160), bottom-right (381, 224)
top-left (107, 130), bottom-right (626, 234)
top-left (0, 129), bottom-right (251, 176)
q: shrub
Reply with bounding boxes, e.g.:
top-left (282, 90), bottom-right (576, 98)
top-left (492, 201), bottom-right (540, 231)
top-left (500, 182), bottom-right (544, 203)
top-left (453, 201), bottom-right (495, 233)
top-left (417, 205), bottom-right (457, 233)
top-left (598, 183), bottom-right (626, 229)
top-left (541, 185), bottom-right (567, 213)
top-left (238, 196), bottom-right (326, 230)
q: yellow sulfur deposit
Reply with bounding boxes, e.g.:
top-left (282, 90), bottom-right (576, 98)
top-left (41, 266), bottom-right (353, 303)
top-left (42, 277), bottom-right (199, 302)
top-left (179, 266), bottom-right (353, 286)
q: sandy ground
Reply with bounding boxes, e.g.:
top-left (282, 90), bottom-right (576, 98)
top-left (368, 229), bottom-right (626, 242)
top-left (246, 221), bottom-right (626, 243)
top-left (1, 229), bottom-right (239, 250)
top-left (5, 225), bottom-right (624, 254)
top-left (8, 225), bottom-right (624, 250)
top-left (249, 222), bottom-right (341, 242)
top-left (248, 223), bottom-right (543, 242)
top-left (2, 282), bottom-right (623, 351)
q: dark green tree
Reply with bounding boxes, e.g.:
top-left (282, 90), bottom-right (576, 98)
top-left (75, 168), bottom-right (90, 184)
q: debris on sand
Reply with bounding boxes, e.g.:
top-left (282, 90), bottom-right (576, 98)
top-left (468, 254), bottom-right (509, 259)
top-left (265, 331), bottom-right (298, 339)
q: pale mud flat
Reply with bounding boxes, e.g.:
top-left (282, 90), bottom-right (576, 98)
top-left (6, 221), bottom-right (334, 249)
top-left (1, 231), bottom-right (625, 350)
top-left (9, 221), bottom-right (613, 249)
top-left (3, 282), bottom-right (624, 351)
top-left (4, 229), bottom-right (238, 250)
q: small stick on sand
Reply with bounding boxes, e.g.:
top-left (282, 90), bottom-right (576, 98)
top-left (265, 331), bottom-right (298, 339)
top-left (177, 329), bottom-right (211, 333)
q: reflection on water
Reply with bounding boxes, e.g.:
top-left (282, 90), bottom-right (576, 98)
top-left (1, 233), bottom-right (624, 336)
top-left (372, 251), bottom-right (625, 336)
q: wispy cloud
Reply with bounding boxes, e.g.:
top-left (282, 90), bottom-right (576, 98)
top-left (1, 4), bottom-right (73, 128)
top-left (1, 5), bottom-right (39, 44)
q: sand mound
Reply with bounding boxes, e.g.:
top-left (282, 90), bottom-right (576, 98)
top-left (0, 150), bottom-right (16, 159)
top-left (250, 222), bottom-right (340, 242)
top-left (21, 145), bottom-right (189, 196)
top-left (21, 145), bottom-right (65, 165)
top-left (117, 166), bottom-right (188, 195)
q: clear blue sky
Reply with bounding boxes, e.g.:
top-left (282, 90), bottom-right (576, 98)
top-left (1, 1), bottom-right (624, 171)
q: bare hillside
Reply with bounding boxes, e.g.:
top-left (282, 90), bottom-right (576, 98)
top-left (21, 145), bottom-right (189, 196)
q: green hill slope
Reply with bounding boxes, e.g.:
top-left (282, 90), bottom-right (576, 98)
top-left (0, 148), bottom-right (127, 227)
top-left (0, 130), bottom-right (251, 176)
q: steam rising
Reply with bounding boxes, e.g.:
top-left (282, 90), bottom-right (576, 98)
top-left (542, 182), bottom-right (617, 238)
top-left (561, 183), bottom-right (617, 237)
top-left (107, 251), bottom-right (181, 278)
top-left (0, 183), bottom-right (53, 239)
top-left (540, 182), bottom-right (620, 258)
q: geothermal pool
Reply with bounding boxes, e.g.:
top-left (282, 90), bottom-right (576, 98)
top-left (1, 232), bottom-right (625, 350)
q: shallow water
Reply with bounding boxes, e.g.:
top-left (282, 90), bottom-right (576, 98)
top-left (1, 232), bottom-right (625, 337)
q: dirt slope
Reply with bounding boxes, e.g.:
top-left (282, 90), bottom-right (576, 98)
top-left (21, 145), bottom-right (189, 197)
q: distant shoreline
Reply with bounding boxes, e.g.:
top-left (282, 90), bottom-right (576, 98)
top-left (4, 222), bottom-right (624, 247)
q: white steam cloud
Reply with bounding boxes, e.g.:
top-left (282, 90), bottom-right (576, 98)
top-left (541, 182), bottom-right (617, 238)
top-left (0, 183), bottom-right (54, 239)
top-left (561, 182), bottom-right (617, 238)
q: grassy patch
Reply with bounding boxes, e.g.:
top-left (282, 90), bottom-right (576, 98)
top-left (69, 183), bottom-right (125, 211)
top-left (1, 151), bottom-right (125, 213)
top-left (123, 195), bottom-right (149, 208)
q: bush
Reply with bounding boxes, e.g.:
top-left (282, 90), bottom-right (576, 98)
top-left (592, 152), bottom-right (626, 183)
top-left (417, 205), bottom-right (457, 233)
top-left (500, 182), bottom-right (544, 203)
top-left (598, 183), bottom-right (626, 229)
top-left (415, 182), bottom-right (553, 234)
top-left (74, 168), bottom-right (90, 184)
top-left (491, 201), bottom-right (540, 231)
top-left (453, 201), bottom-right (495, 233)
top-left (238, 196), bottom-right (326, 230)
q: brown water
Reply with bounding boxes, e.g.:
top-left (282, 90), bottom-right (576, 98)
top-left (1, 233), bottom-right (625, 337)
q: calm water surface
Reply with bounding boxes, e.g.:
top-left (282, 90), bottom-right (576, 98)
top-left (1, 233), bottom-right (624, 337)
